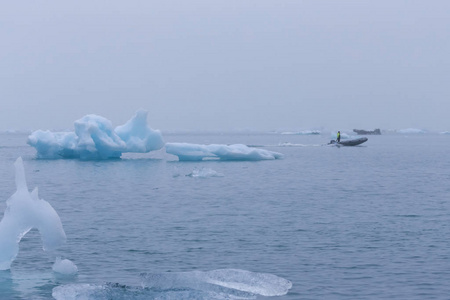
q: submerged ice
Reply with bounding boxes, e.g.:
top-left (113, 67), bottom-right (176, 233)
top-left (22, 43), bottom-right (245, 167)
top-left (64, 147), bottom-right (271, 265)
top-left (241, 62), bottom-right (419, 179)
top-left (141, 269), bottom-right (292, 297)
top-left (166, 143), bottom-right (282, 161)
top-left (186, 168), bottom-right (224, 178)
top-left (27, 110), bottom-right (164, 160)
top-left (52, 269), bottom-right (292, 300)
top-left (0, 158), bottom-right (67, 270)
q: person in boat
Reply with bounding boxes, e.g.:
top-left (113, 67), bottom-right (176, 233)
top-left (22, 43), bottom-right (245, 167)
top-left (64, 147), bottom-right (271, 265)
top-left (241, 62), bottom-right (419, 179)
top-left (337, 131), bottom-right (341, 143)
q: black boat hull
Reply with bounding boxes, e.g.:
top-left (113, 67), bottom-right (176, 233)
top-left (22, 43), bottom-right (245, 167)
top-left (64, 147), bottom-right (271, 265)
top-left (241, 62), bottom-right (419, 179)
top-left (329, 137), bottom-right (368, 146)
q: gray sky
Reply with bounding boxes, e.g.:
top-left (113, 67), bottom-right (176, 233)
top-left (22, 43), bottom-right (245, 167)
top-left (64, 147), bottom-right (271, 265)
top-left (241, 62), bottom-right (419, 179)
top-left (1, 1), bottom-right (449, 132)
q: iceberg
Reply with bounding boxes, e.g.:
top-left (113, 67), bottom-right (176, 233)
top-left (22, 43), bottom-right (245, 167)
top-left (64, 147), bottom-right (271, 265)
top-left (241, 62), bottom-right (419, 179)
top-left (27, 110), bottom-right (164, 160)
top-left (166, 143), bottom-right (282, 161)
top-left (52, 269), bottom-right (292, 300)
top-left (0, 158), bottom-right (67, 270)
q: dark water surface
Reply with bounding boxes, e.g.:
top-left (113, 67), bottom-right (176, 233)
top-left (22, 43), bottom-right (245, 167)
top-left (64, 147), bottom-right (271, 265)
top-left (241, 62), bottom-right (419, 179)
top-left (1, 132), bottom-right (449, 299)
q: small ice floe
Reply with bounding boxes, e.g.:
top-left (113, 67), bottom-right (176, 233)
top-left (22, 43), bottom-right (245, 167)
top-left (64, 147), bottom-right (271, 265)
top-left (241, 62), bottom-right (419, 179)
top-left (278, 142), bottom-right (307, 147)
top-left (52, 257), bottom-right (78, 275)
top-left (280, 130), bottom-right (320, 135)
top-left (140, 269), bottom-right (292, 297)
top-left (166, 143), bottom-right (282, 161)
top-left (397, 128), bottom-right (426, 134)
top-left (53, 269), bottom-right (292, 300)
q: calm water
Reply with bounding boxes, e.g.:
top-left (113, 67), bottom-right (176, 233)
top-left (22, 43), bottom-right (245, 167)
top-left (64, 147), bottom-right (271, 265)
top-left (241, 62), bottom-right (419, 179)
top-left (1, 132), bottom-right (450, 299)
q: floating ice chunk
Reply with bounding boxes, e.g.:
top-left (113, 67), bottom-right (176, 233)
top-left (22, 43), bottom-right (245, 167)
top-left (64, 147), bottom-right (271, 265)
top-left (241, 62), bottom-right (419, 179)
top-left (27, 110), bottom-right (164, 160)
top-left (166, 143), bottom-right (282, 161)
top-left (53, 257), bottom-right (78, 275)
top-left (53, 269), bottom-right (292, 300)
top-left (278, 142), bottom-right (307, 147)
top-left (0, 158), bottom-right (66, 270)
top-left (141, 269), bottom-right (292, 297)
top-left (186, 168), bottom-right (223, 178)
top-left (397, 128), bottom-right (426, 134)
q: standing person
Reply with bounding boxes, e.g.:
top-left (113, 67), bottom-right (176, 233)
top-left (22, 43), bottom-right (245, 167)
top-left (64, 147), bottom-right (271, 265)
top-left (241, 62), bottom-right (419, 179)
top-left (337, 131), bottom-right (341, 143)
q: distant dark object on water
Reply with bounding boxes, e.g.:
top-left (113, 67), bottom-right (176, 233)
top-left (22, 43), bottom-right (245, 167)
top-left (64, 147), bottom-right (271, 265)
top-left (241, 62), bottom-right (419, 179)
top-left (329, 137), bottom-right (368, 146)
top-left (353, 129), bottom-right (381, 135)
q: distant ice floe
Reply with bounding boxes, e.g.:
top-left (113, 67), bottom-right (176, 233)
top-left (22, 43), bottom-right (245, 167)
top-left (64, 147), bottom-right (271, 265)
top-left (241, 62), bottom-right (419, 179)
top-left (186, 168), bottom-right (224, 178)
top-left (166, 143), bottom-right (282, 161)
top-left (397, 128), bottom-right (426, 134)
top-left (52, 269), bottom-right (292, 300)
top-left (440, 131), bottom-right (450, 135)
top-left (280, 130), bottom-right (321, 135)
top-left (0, 158), bottom-right (67, 270)
top-left (0, 129), bottom-right (32, 134)
top-left (27, 110), bottom-right (164, 160)
top-left (278, 142), bottom-right (308, 147)
top-left (276, 142), bottom-right (322, 147)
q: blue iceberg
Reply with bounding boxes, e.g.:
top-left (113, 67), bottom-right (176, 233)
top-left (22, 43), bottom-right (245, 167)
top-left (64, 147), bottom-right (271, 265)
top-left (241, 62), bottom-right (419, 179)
top-left (166, 143), bottom-right (282, 161)
top-left (27, 110), bottom-right (164, 160)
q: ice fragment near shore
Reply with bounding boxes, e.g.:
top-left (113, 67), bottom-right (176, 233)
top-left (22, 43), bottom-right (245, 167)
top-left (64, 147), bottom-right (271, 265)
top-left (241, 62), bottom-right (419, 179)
top-left (0, 157), bottom-right (66, 270)
top-left (27, 109), bottom-right (164, 160)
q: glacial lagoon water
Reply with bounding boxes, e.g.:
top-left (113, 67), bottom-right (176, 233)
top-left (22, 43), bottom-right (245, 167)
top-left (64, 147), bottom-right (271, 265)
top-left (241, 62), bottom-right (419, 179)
top-left (1, 131), bottom-right (450, 299)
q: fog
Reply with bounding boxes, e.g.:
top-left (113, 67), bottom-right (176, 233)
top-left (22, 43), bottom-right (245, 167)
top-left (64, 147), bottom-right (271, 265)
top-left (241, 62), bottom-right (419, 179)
top-left (1, 1), bottom-right (449, 132)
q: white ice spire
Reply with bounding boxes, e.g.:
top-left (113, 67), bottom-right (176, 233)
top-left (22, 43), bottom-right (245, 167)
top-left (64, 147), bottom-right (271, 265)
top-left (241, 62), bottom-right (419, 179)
top-left (0, 157), bottom-right (67, 270)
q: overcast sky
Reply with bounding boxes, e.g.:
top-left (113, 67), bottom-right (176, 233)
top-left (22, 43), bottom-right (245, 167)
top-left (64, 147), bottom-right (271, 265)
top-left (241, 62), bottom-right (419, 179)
top-left (1, 1), bottom-right (449, 132)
